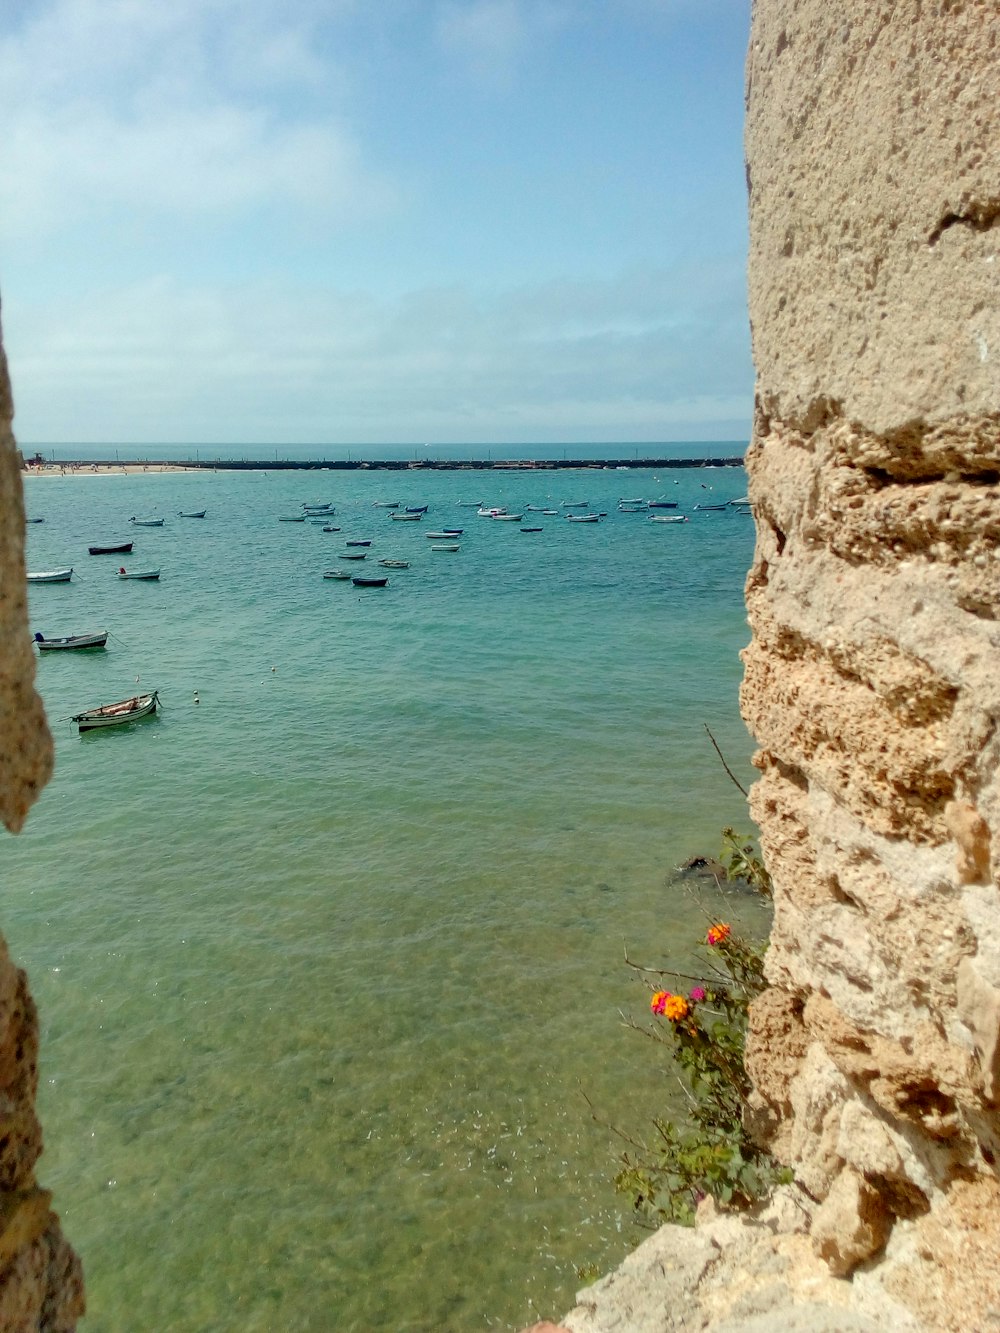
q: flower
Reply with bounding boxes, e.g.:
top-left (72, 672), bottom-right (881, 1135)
top-left (706, 922), bottom-right (731, 946)
top-left (689, 987), bottom-right (706, 1003)
top-left (651, 990), bottom-right (670, 1015)
top-left (663, 994), bottom-right (689, 1021)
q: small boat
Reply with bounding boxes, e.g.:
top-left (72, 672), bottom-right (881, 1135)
top-left (129, 517), bottom-right (164, 526)
top-left (322, 526), bottom-right (342, 533)
top-left (302, 503), bottom-right (334, 512)
top-left (279, 515), bottom-right (306, 522)
top-left (456, 500), bottom-right (483, 508)
top-left (89, 542), bottom-right (133, 555)
top-left (492, 513), bottom-right (523, 522)
top-left (477, 507), bottom-right (506, 517)
top-left (426, 531), bottom-right (463, 539)
top-left (524, 505), bottom-right (546, 512)
top-left (27, 568), bottom-right (73, 583)
top-left (648, 499), bottom-right (678, 509)
top-left (372, 501), bottom-right (400, 509)
top-left (346, 539), bottom-right (372, 547)
top-left (26, 517), bottom-right (44, 523)
top-left (352, 575), bottom-right (388, 587)
top-left (520, 527), bottom-right (543, 533)
top-left (728, 496), bottom-right (752, 507)
top-left (618, 497), bottom-right (645, 505)
top-left (72, 690), bottom-right (159, 733)
top-left (323, 569), bottom-right (352, 580)
top-left (391, 513), bottom-right (421, 522)
top-left (566, 514), bottom-right (600, 523)
top-left (431, 543), bottom-right (460, 552)
top-left (405, 505), bottom-right (429, 514)
top-left (650, 515), bottom-right (688, 524)
top-left (618, 502), bottom-right (648, 512)
top-left (339, 551), bottom-right (367, 560)
top-left (117, 567), bottom-right (160, 580)
top-left (34, 630), bottom-right (108, 651)
top-left (542, 509), bottom-right (559, 516)
top-left (378, 559), bottom-right (409, 569)
top-left (693, 503), bottom-right (727, 511)
top-left (178, 510), bottom-right (206, 518)
top-left (561, 501), bottom-right (589, 508)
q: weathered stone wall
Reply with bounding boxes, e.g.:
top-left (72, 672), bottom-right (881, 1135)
top-left (0, 304), bottom-right (84, 1328)
top-left (741, 0), bottom-right (1000, 1283)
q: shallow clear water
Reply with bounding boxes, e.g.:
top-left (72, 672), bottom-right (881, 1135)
top-left (11, 464), bottom-right (762, 1330)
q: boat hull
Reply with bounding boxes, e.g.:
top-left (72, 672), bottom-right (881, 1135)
top-left (27, 569), bottom-right (73, 582)
top-left (89, 543), bottom-right (133, 555)
top-left (36, 632), bottom-right (108, 651)
top-left (73, 691), bottom-right (159, 732)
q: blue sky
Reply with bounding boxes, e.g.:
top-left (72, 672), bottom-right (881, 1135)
top-left (0, 0), bottom-right (753, 446)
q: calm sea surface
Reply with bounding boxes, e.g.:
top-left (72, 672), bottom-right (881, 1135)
top-left (10, 459), bottom-right (763, 1331)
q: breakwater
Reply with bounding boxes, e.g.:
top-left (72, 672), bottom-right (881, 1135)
top-left (36, 455), bottom-right (743, 472)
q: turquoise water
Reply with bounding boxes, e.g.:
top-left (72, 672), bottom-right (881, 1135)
top-left (10, 464), bottom-right (761, 1331)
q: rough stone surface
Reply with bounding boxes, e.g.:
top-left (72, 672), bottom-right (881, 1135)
top-left (0, 303), bottom-right (84, 1326)
top-left (740, 0), bottom-right (1000, 1292)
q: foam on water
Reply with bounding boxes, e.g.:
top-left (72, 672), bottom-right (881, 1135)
top-left (10, 465), bottom-right (764, 1330)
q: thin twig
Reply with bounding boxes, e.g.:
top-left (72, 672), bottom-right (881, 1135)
top-left (703, 723), bottom-right (749, 798)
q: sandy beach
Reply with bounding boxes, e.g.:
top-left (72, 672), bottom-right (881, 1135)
top-left (22, 460), bottom-right (204, 477)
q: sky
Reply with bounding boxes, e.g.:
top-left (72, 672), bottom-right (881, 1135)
top-left (0, 0), bottom-right (754, 447)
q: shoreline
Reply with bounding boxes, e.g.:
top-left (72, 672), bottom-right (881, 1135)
top-left (22, 455), bottom-right (744, 477)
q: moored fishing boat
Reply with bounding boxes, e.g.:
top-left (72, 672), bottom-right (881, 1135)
top-left (426, 530), bottom-right (463, 538)
top-left (346, 539), bottom-right (372, 547)
top-left (323, 569), bottom-right (352, 580)
top-left (391, 513), bottom-right (421, 522)
top-left (431, 543), bottom-right (460, 552)
top-left (378, 559), bottom-right (409, 568)
top-left (339, 551), bottom-right (367, 560)
top-left (372, 501), bottom-right (400, 508)
top-left (649, 515), bottom-right (688, 524)
top-left (352, 575), bottom-right (389, 587)
top-left (89, 541), bottom-right (133, 555)
top-left (117, 567), bottom-right (161, 580)
top-left (405, 505), bottom-right (429, 514)
top-left (129, 517), bottom-right (165, 526)
top-left (566, 514), bottom-right (600, 523)
top-left (27, 568), bottom-right (73, 583)
top-left (72, 690), bottom-right (159, 732)
top-left (492, 513), bottom-right (523, 521)
top-left (34, 630), bottom-right (108, 651)
top-left (178, 510), bottom-right (207, 518)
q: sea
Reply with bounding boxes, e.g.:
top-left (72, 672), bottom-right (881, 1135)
top-left (10, 444), bottom-right (767, 1332)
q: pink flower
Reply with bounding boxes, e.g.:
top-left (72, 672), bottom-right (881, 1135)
top-left (689, 987), bottom-right (706, 1003)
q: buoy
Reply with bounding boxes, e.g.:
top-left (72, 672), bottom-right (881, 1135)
top-left (271, 666), bottom-right (276, 673)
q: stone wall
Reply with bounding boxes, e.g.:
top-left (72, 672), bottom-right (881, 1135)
top-left (741, 0), bottom-right (1000, 1282)
top-left (0, 304), bottom-right (84, 1328)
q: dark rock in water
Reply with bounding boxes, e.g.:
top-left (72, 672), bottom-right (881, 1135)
top-left (678, 855), bottom-right (726, 880)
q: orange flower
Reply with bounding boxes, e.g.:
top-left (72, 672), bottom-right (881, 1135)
top-left (651, 990), bottom-right (670, 1015)
top-left (662, 994), bottom-right (689, 1021)
top-left (706, 922), bottom-right (731, 947)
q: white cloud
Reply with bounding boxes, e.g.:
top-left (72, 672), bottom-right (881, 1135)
top-left (5, 264), bottom-right (751, 443)
top-left (433, 0), bottom-right (570, 86)
top-left (0, 0), bottom-right (392, 243)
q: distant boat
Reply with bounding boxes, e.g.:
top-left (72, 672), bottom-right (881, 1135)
top-left (405, 505), bottom-right (429, 514)
top-left (322, 526), bottom-right (342, 533)
top-left (561, 501), bottom-right (589, 508)
top-left (279, 515), bottom-right (306, 522)
top-left (456, 500), bottom-right (483, 508)
top-left (89, 541), bottom-right (133, 555)
top-left (27, 568), bottom-right (73, 583)
top-left (117, 567), bottom-right (160, 580)
top-left (372, 501), bottom-right (400, 509)
top-left (34, 630), bottom-right (108, 651)
top-left (323, 569), bottom-right (352, 580)
top-left (352, 575), bottom-right (389, 587)
top-left (728, 496), bottom-right (752, 507)
top-left (566, 514), bottom-right (600, 523)
top-left (339, 551), bottom-right (367, 560)
top-left (649, 515), bottom-right (688, 524)
top-left (391, 513), bottom-right (422, 522)
top-left (618, 497), bottom-right (645, 505)
top-left (693, 503), bottom-right (727, 511)
top-left (26, 517), bottom-right (44, 524)
top-left (492, 513), bottom-right (523, 522)
top-left (72, 690), bottom-right (159, 733)
top-left (431, 543), bottom-right (460, 552)
top-left (541, 510), bottom-right (559, 516)
top-left (426, 530), bottom-right (463, 539)
top-left (129, 517), bottom-right (164, 526)
top-left (378, 559), bottom-right (409, 568)
top-left (477, 507), bottom-right (507, 517)
top-left (618, 502), bottom-right (648, 512)
top-left (520, 527), bottom-right (543, 533)
top-left (302, 503), bottom-right (334, 512)
top-left (648, 499), bottom-right (678, 509)
top-left (346, 539), bottom-right (372, 547)
top-left (178, 510), bottom-right (206, 518)
top-left (524, 505), bottom-right (546, 512)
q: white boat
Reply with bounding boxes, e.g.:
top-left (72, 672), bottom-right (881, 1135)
top-left (117, 567), bottom-right (161, 580)
top-left (618, 502), bottom-right (648, 512)
top-left (27, 568), bottom-right (73, 583)
top-left (378, 559), bottom-right (409, 569)
top-left (372, 501), bottom-right (401, 509)
top-left (72, 690), bottom-right (159, 733)
top-left (456, 500), bottom-right (483, 508)
top-left (650, 515), bottom-right (688, 524)
top-left (426, 531), bottom-right (463, 538)
top-left (178, 510), bottom-right (206, 518)
top-left (566, 514), bottom-right (600, 523)
top-left (339, 551), bottom-right (367, 560)
top-left (302, 503), bottom-right (334, 512)
top-left (618, 497), bottom-right (645, 505)
top-left (431, 543), bottom-right (460, 552)
top-left (492, 513), bottom-right (523, 521)
top-left (561, 501), bottom-right (589, 508)
top-left (279, 515), bottom-right (306, 522)
top-left (129, 517), bottom-right (164, 526)
top-left (323, 569), bottom-right (352, 580)
top-left (34, 630), bottom-right (108, 651)
top-left (542, 509), bottom-right (559, 516)
top-left (391, 513), bottom-right (422, 522)
top-left (477, 507), bottom-right (507, 517)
